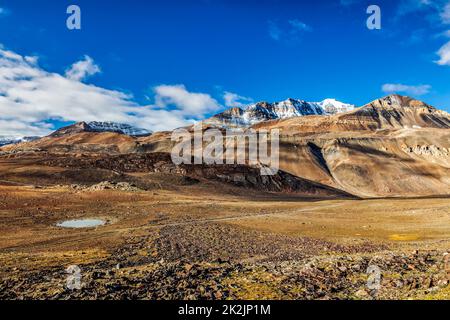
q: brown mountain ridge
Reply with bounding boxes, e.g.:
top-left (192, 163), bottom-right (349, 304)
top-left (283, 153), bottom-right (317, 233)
top-left (1, 94), bottom-right (449, 198)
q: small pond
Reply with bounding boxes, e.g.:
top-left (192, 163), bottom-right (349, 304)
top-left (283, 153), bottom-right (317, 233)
top-left (56, 219), bottom-right (106, 229)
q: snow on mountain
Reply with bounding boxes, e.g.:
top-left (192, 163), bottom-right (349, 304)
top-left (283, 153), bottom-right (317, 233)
top-left (0, 136), bottom-right (40, 147)
top-left (314, 99), bottom-right (355, 114)
top-left (50, 121), bottom-right (153, 137)
top-left (86, 121), bottom-right (152, 137)
top-left (0, 137), bottom-right (16, 147)
top-left (206, 98), bottom-right (355, 128)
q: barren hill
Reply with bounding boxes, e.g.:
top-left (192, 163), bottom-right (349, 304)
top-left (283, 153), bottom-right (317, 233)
top-left (1, 95), bottom-right (449, 198)
top-left (254, 94), bottom-right (450, 134)
top-left (253, 95), bottom-right (450, 197)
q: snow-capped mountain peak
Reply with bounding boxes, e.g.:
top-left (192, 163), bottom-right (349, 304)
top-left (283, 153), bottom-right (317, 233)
top-left (86, 121), bottom-right (152, 137)
top-left (206, 98), bottom-right (355, 128)
top-left (50, 121), bottom-right (153, 138)
top-left (315, 99), bottom-right (355, 114)
top-left (0, 136), bottom-right (40, 147)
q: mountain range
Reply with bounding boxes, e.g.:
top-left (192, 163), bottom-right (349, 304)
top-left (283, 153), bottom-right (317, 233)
top-left (0, 136), bottom-right (40, 147)
top-left (205, 98), bottom-right (355, 127)
top-left (0, 98), bottom-right (354, 146)
top-left (51, 121), bottom-right (152, 137)
top-left (1, 94), bottom-right (449, 198)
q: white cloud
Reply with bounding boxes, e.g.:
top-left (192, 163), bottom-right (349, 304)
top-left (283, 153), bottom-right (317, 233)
top-left (397, 0), bottom-right (434, 16)
top-left (394, 0), bottom-right (450, 23)
top-left (223, 91), bottom-right (253, 108)
top-left (65, 55), bottom-right (101, 81)
top-left (433, 29), bottom-right (450, 38)
top-left (0, 7), bottom-right (10, 17)
top-left (154, 84), bottom-right (220, 115)
top-left (0, 120), bottom-right (53, 138)
top-left (435, 40), bottom-right (450, 65)
top-left (441, 2), bottom-right (450, 23)
top-left (0, 46), bottom-right (222, 136)
top-left (268, 21), bottom-right (281, 41)
top-left (288, 20), bottom-right (312, 33)
top-left (382, 83), bottom-right (432, 95)
top-left (268, 19), bottom-right (311, 43)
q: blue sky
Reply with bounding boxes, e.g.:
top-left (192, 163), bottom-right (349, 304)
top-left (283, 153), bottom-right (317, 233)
top-left (1, 0), bottom-right (450, 136)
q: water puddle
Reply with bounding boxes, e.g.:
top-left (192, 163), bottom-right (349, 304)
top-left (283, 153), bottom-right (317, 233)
top-left (56, 219), bottom-right (106, 229)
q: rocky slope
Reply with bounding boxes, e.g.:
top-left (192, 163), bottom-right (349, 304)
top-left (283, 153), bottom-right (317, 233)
top-left (42, 152), bottom-right (355, 197)
top-left (252, 95), bottom-right (450, 197)
top-left (274, 129), bottom-right (450, 197)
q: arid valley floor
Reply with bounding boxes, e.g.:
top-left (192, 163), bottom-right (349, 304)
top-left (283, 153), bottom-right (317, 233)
top-left (0, 156), bottom-right (449, 300)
